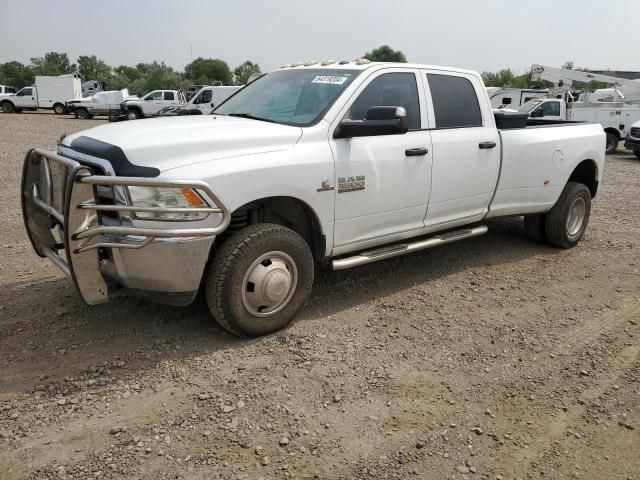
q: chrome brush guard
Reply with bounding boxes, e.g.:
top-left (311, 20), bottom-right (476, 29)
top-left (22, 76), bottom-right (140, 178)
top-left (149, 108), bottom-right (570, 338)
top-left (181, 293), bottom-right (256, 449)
top-left (21, 148), bottom-right (230, 304)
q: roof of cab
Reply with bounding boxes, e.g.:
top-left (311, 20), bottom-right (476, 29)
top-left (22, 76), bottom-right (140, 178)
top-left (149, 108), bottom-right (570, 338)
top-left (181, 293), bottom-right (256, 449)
top-left (278, 60), bottom-right (481, 78)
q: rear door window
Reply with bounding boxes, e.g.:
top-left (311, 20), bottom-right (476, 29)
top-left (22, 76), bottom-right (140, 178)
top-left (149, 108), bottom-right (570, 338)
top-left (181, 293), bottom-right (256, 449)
top-left (427, 74), bottom-right (482, 128)
top-left (164, 91), bottom-right (175, 101)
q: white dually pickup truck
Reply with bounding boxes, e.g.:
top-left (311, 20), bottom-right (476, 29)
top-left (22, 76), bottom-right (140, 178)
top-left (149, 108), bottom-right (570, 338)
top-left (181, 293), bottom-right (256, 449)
top-left (21, 61), bottom-right (605, 337)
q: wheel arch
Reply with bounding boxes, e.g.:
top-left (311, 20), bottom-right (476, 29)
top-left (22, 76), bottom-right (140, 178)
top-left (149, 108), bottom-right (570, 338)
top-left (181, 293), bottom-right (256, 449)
top-left (220, 196), bottom-right (326, 262)
top-left (603, 127), bottom-right (621, 140)
top-left (568, 159), bottom-right (598, 197)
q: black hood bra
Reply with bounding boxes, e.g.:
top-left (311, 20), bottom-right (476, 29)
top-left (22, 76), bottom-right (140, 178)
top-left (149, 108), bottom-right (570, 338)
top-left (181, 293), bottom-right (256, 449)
top-left (69, 136), bottom-right (160, 178)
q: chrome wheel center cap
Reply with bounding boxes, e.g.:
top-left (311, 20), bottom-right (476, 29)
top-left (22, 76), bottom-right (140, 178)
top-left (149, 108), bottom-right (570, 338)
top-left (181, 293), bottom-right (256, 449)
top-left (261, 269), bottom-right (291, 303)
top-left (242, 252), bottom-right (298, 318)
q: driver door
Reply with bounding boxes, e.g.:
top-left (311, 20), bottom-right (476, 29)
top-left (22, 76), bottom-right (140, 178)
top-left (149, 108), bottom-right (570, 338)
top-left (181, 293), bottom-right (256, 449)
top-left (194, 89), bottom-right (213, 113)
top-left (329, 69), bottom-right (432, 249)
top-left (15, 87), bottom-right (37, 108)
top-left (141, 90), bottom-right (163, 115)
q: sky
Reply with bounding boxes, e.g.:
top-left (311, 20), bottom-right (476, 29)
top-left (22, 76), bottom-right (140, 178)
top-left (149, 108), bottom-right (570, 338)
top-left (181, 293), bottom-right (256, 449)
top-left (0, 0), bottom-right (637, 75)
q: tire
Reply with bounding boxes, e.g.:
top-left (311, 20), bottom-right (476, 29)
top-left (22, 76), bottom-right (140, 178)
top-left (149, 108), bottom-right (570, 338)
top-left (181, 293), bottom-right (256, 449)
top-left (524, 214), bottom-right (546, 242)
top-left (126, 109), bottom-right (141, 120)
top-left (75, 108), bottom-right (90, 120)
top-left (605, 132), bottom-right (619, 154)
top-left (53, 103), bottom-right (65, 115)
top-left (206, 223), bottom-right (314, 337)
top-left (1, 101), bottom-right (14, 113)
top-left (633, 148), bottom-right (640, 159)
top-left (544, 182), bottom-right (591, 249)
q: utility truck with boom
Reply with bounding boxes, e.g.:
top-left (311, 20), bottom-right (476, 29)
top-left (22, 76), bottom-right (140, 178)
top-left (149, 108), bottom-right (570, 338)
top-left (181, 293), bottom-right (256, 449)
top-left (21, 60), bottom-right (605, 337)
top-left (527, 64), bottom-right (640, 153)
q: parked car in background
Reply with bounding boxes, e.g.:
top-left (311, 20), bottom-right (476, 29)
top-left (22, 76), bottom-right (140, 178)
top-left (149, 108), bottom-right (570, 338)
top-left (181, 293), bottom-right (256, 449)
top-left (624, 121), bottom-right (640, 158)
top-left (487, 87), bottom-right (548, 109)
top-left (81, 80), bottom-right (106, 97)
top-left (0, 85), bottom-right (17, 98)
top-left (117, 90), bottom-right (186, 120)
top-left (517, 95), bottom-right (640, 153)
top-left (0, 74), bottom-right (81, 114)
top-left (22, 60), bottom-right (605, 337)
top-left (185, 85), bottom-right (205, 101)
top-left (172, 86), bottom-right (242, 115)
top-left (66, 90), bottom-right (131, 119)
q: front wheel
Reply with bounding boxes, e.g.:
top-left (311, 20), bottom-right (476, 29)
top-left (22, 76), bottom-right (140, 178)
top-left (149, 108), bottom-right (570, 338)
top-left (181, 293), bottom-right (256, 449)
top-left (206, 223), bottom-right (314, 337)
top-left (126, 109), bottom-right (141, 120)
top-left (633, 148), bottom-right (640, 159)
top-left (75, 107), bottom-right (90, 119)
top-left (605, 132), bottom-right (619, 154)
top-left (545, 182), bottom-right (591, 249)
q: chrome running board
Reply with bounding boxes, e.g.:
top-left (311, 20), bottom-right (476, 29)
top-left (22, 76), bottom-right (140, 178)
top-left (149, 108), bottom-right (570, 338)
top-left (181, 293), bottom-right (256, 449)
top-left (331, 225), bottom-right (488, 270)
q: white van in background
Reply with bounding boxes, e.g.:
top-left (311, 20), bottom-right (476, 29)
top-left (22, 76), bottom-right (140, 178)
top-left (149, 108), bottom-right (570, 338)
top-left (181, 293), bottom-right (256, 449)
top-left (0, 74), bottom-right (81, 114)
top-left (487, 87), bottom-right (548, 109)
top-left (175, 85), bottom-right (242, 115)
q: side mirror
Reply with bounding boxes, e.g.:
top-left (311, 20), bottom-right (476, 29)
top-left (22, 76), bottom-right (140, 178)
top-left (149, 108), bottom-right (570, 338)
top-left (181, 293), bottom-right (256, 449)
top-left (334, 106), bottom-right (408, 139)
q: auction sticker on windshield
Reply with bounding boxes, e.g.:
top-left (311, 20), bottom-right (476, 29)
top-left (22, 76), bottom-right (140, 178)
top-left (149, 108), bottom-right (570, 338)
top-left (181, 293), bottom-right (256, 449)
top-left (311, 75), bottom-right (349, 85)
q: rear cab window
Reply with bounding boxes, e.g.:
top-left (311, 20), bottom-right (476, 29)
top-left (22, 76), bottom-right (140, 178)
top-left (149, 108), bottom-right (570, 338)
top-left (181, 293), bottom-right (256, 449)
top-left (426, 73), bottom-right (483, 128)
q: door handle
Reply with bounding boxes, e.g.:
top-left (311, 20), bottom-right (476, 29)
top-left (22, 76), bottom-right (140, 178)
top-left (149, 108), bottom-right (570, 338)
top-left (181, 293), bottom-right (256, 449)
top-left (479, 141), bottom-right (497, 149)
top-left (405, 147), bottom-right (428, 156)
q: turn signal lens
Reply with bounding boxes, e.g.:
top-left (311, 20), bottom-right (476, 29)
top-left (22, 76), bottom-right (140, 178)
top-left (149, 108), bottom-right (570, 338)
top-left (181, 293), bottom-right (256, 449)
top-left (180, 187), bottom-right (206, 206)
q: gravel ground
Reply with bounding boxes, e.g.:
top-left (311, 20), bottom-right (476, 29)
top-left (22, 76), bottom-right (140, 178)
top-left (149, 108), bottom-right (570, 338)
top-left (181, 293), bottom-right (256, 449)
top-left (1, 111), bottom-right (639, 480)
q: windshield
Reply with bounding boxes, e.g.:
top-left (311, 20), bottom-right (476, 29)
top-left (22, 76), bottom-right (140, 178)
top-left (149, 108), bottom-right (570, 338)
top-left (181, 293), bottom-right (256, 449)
top-left (517, 99), bottom-right (542, 113)
top-left (214, 69), bottom-right (360, 126)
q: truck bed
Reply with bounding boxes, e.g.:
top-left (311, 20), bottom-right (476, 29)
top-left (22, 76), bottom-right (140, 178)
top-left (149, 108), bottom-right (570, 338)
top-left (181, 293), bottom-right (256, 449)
top-left (487, 122), bottom-right (605, 218)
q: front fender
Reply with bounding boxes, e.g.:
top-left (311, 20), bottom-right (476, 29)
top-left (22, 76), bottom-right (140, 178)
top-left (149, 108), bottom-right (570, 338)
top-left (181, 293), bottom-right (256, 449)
top-left (162, 145), bottom-right (336, 256)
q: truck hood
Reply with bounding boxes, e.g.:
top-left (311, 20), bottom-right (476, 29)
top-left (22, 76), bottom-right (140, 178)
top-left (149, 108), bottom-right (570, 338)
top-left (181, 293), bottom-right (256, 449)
top-left (62, 115), bottom-right (303, 172)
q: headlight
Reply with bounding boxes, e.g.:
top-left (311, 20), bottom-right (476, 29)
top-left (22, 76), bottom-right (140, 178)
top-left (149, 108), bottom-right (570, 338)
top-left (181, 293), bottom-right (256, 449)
top-left (127, 186), bottom-right (210, 221)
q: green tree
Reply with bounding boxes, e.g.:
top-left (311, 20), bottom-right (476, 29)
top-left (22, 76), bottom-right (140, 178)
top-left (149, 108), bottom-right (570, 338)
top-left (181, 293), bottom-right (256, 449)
top-left (0, 61), bottom-right (35, 88)
top-left (77, 55), bottom-right (112, 83)
top-left (135, 62), bottom-right (187, 94)
top-left (363, 45), bottom-right (407, 63)
top-left (30, 52), bottom-right (76, 76)
top-left (562, 61), bottom-right (574, 70)
top-left (233, 60), bottom-right (261, 85)
top-left (184, 57), bottom-right (232, 85)
top-left (109, 65), bottom-right (142, 91)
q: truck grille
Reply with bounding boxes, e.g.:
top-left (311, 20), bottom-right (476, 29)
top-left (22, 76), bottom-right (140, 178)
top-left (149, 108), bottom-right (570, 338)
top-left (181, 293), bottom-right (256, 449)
top-left (630, 127), bottom-right (640, 139)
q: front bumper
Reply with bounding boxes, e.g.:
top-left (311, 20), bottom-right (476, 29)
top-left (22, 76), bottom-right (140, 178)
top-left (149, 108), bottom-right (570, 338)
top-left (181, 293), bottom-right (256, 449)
top-left (624, 137), bottom-right (640, 150)
top-left (21, 148), bottom-right (230, 304)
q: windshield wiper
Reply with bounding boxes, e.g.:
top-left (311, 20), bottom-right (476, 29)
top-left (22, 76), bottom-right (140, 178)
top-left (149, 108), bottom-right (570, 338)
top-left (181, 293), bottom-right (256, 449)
top-left (227, 112), bottom-right (277, 124)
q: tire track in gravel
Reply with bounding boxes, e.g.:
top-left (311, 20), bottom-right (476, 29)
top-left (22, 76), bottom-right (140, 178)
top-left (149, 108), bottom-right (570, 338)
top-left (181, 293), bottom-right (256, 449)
top-left (504, 300), bottom-right (640, 478)
top-left (0, 384), bottom-right (197, 480)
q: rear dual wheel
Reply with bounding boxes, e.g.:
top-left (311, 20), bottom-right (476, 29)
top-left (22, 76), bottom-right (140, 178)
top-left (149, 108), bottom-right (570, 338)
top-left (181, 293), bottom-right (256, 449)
top-left (524, 182), bottom-right (591, 249)
top-left (605, 132), bottom-right (619, 154)
top-left (205, 223), bottom-right (314, 337)
top-left (1, 101), bottom-right (14, 113)
top-left (53, 103), bottom-right (66, 115)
